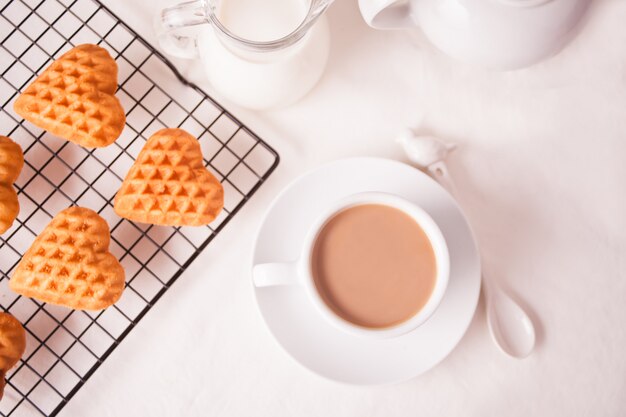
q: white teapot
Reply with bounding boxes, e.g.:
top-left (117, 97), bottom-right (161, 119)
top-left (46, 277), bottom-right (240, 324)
top-left (358, 0), bottom-right (591, 69)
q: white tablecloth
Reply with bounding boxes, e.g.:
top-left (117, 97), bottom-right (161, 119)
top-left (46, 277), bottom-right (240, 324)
top-left (63, 0), bottom-right (626, 415)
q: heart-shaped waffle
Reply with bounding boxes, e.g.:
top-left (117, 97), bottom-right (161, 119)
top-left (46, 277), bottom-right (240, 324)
top-left (14, 44), bottom-right (125, 148)
top-left (0, 312), bottom-right (26, 399)
top-left (0, 136), bottom-right (24, 234)
top-left (114, 128), bottom-right (224, 226)
top-left (10, 207), bottom-right (125, 310)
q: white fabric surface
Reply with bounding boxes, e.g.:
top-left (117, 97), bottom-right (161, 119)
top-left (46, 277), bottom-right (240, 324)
top-left (63, 0), bottom-right (626, 416)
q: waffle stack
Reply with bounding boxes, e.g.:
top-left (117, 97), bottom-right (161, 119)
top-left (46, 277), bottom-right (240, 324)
top-left (0, 136), bottom-right (23, 234)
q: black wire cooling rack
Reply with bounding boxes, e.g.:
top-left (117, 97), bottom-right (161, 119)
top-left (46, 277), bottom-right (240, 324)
top-left (0, 0), bottom-right (279, 415)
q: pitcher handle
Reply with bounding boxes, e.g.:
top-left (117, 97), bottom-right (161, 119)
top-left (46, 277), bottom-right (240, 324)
top-left (358, 0), bottom-right (416, 29)
top-left (155, 0), bottom-right (209, 59)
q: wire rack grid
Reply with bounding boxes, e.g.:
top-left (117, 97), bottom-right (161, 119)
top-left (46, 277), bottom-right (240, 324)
top-left (0, 0), bottom-right (279, 415)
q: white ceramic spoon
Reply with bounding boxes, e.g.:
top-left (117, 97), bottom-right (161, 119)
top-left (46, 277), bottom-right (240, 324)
top-left (397, 129), bottom-right (536, 358)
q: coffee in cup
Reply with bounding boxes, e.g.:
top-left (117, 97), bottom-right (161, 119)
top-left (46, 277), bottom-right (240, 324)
top-left (310, 203), bottom-right (437, 329)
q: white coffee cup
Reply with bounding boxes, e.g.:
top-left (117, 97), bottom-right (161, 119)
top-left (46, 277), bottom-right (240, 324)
top-left (253, 192), bottom-right (450, 339)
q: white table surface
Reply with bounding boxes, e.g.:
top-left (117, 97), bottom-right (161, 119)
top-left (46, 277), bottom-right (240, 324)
top-left (63, 0), bottom-right (626, 416)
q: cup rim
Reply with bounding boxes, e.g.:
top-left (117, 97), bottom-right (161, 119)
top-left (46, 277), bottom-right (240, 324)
top-left (299, 192), bottom-right (450, 339)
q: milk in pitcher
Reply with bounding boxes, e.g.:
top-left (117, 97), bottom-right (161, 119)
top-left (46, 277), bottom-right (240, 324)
top-left (217, 0), bottom-right (307, 41)
top-left (198, 0), bottom-right (330, 109)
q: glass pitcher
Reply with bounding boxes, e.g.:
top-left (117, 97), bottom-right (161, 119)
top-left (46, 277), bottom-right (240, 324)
top-left (156, 0), bottom-right (333, 109)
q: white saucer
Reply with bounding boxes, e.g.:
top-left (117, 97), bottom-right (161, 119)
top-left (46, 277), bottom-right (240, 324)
top-left (252, 158), bottom-right (481, 385)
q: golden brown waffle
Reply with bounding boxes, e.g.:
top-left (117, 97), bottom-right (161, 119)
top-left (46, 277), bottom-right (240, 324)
top-left (114, 128), bottom-right (224, 226)
top-left (0, 312), bottom-right (26, 400)
top-left (13, 44), bottom-right (125, 148)
top-left (0, 136), bottom-right (24, 234)
top-left (10, 207), bottom-right (125, 310)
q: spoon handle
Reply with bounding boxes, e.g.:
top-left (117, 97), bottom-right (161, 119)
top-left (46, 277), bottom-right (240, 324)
top-left (427, 160), bottom-right (490, 296)
top-left (427, 161), bottom-right (458, 197)
top-left (427, 158), bottom-right (535, 358)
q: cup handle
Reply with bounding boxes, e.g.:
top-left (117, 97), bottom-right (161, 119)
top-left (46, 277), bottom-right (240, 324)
top-left (253, 262), bottom-right (301, 287)
top-left (155, 0), bottom-right (208, 59)
top-left (358, 0), bottom-right (416, 29)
